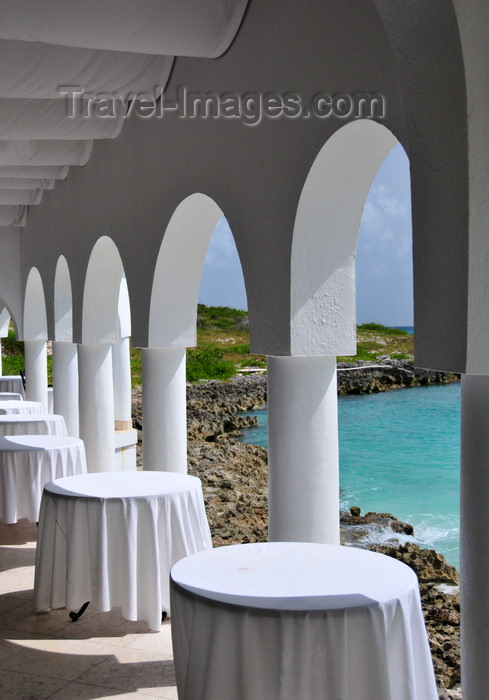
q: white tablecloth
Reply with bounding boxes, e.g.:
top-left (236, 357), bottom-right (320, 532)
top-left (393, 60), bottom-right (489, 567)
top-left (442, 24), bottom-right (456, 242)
top-left (0, 413), bottom-right (67, 436)
top-left (0, 400), bottom-right (43, 415)
top-left (0, 392), bottom-right (23, 401)
top-left (0, 435), bottom-right (87, 523)
top-left (170, 542), bottom-right (438, 700)
top-left (0, 375), bottom-right (25, 397)
top-left (34, 471), bottom-right (213, 631)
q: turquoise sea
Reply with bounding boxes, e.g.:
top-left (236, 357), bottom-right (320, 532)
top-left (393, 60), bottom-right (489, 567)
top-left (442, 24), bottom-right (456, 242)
top-left (237, 380), bottom-right (461, 569)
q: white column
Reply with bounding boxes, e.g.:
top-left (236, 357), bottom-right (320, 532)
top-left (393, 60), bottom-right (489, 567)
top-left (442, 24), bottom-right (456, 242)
top-left (112, 336), bottom-right (132, 430)
top-left (24, 339), bottom-right (48, 411)
top-left (52, 341), bottom-right (79, 436)
top-left (460, 374), bottom-right (489, 697)
top-left (267, 355), bottom-right (340, 544)
top-left (78, 342), bottom-right (115, 472)
top-left (142, 346), bottom-right (187, 472)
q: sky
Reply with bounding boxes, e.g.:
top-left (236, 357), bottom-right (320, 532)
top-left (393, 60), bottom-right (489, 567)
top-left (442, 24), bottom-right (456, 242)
top-left (198, 143), bottom-right (413, 326)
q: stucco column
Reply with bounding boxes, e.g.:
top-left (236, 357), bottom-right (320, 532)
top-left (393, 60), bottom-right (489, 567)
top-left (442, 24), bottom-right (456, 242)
top-left (142, 346), bottom-right (187, 472)
top-left (112, 336), bottom-right (132, 429)
top-left (460, 374), bottom-right (489, 697)
top-left (78, 342), bottom-right (115, 472)
top-left (267, 355), bottom-right (340, 543)
top-left (24, 339), bottom-right (49, 411)
top-left (52, 341), bottom-right (79, 436)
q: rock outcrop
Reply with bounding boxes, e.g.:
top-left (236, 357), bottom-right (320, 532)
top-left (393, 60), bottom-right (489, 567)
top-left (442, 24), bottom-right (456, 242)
top-left (337, 359), bottom-right (459, 395)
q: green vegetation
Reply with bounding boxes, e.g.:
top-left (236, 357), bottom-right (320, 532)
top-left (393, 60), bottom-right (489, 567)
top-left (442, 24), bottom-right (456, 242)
top-left (1, 311), bottom-right (414, 386)
top-left (357, 322), bottom-right (410, 336)
top-left (186, 346), bottom-right (235, 382)
top-left (196, 304), bottom-right (247, 330)
top-left (338, 322), bottom-right (413, 363)
top-left (2, 327), bottom-right (53, 382)
top-left (1, 327), bottom-right (24, 376)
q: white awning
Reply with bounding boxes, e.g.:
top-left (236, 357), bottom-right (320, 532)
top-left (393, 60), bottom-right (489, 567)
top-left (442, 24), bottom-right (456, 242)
top-left (0, 0), bottom-right (248, 57)
top-left (0, 98), bottom-right (125, 140)
top-left (0, 140), bottom-right (93, 166)
top-left (0, 0), bottom-right (249, 226)
top-left (0, 40), bottom-right (173, 99)
top-left (0, 177), bottom-right (55, 190)
top-left (0, 188), bottom-right (42, 205)
top-left (0, 165), bottom-right (69, 179)
top-left (0, 205), bottom-right (27, 226)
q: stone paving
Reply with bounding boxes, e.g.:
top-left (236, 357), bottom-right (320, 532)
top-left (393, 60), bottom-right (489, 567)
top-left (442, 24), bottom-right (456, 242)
top-left (0, 519), bottom-right (178, 699)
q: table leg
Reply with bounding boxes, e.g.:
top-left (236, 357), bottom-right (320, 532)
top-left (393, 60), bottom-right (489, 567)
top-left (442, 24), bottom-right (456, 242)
top-left (69, 601), bottom-right (90, 621)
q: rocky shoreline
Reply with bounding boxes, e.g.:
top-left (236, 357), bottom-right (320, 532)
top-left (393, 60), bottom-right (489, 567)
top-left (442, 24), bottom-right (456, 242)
top-left (131, 360), bottom-right (461, 697)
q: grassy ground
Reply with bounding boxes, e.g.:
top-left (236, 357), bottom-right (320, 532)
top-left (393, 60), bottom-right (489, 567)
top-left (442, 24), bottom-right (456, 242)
top-left (3, 309), bottom-right (414, 387)
top-left (338, 322), bottom-right (414, 363)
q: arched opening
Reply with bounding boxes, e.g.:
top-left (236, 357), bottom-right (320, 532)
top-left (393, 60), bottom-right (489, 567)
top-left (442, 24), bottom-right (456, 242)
top-left (24, 267), bottom-right (48, 341)
top-left (52, 256), bottom-right (78, 433)
top-left (80, 237), bottom-right (135, 471)
top-left (290, 119), bottom-right (398, 356)
top-left (149, 192), bottom-right (223, 348)
top-left (356, 143), bottom-right (413, 327)
top-left (82, 236), bottom-right (124, 344)
top-left (0, 305), bottom-right (12, 377)
top-left (22, 268), bottom-right (49, 406)
top-left (54, 255), bottom-right (73, 342)
top-left (199, 215), bottom-right (247, 312)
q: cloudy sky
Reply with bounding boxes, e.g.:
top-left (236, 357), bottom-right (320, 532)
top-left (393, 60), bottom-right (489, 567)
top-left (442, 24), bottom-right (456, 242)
top-left (199, 142), bottom-right (413, 326)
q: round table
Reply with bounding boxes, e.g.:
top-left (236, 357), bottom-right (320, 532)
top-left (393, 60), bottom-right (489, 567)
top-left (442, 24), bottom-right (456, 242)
top-left (0, 375), bottom-right (25, 398)
top-left (34, 471), bottom-right (213, 631)
top-left (0, 434), bottom-right (87, 523)
top-left (0, 413), bottom-right (67, 436)
top-left (0, 392), bottom-right (23, 401)
top-left (0, 400), bottom-right (43, 415)
top-left (170, 542), bottom-right (438, 700)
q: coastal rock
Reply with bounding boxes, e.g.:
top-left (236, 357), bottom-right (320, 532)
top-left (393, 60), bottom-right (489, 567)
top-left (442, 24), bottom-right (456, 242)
top-left (188, 437), bottom-right (268, 544)
top-left (186, 376), bottom-right (267, 442)
top-left (367, 542), bottom-right (459, 586)
top-left (340, 507), bottom-right (414, 544)
top-left (337, 359), bottom-right (459, 395)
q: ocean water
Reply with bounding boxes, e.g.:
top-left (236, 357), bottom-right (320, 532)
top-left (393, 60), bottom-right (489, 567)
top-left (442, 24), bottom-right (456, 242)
top-left (389, 325), bottom-right (414, 335)
top-left (237, 381), bottom-right (461, 568)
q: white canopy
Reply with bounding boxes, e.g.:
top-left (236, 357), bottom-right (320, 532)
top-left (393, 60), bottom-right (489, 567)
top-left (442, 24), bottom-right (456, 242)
top-left (0, 178), bottom-right (55, 190)
top-left (0, 0), bottom-right (249, 226)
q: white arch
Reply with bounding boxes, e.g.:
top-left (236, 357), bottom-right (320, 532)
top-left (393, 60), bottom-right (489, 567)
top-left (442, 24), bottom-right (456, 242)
top-left (291, 120), bottom-right (398, 356)
top-left (149, 192), bottom-right (222, 347)
top-left (54, 255), bottom-right (73, 342)
top-left (117, 272), bottom-right (131, 339)
top-left (82, 236), bottom-right (124, 344)
top-left (24, 267), bottom-right (48, 339)
top-left (0, 306), bottom-right (10, 337)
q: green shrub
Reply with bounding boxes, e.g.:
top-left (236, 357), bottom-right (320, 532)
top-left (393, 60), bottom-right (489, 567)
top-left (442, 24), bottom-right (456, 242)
top-left (238, 356), bottom-right (266, 368)
top-left (228, 343), bottom-right (250, 354)
top-left (186, 346), bottom-right (235, 382)
top-left (197, 304), bottom-right (247, 331)
top-left (1, 355), bottom-right (25, 376)
top-left (357, 322), bottom-right (409, 336)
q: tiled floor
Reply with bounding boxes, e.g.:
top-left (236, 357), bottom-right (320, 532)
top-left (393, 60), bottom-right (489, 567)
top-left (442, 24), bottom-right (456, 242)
top-left (0, 519), bottom-right (179, 699)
